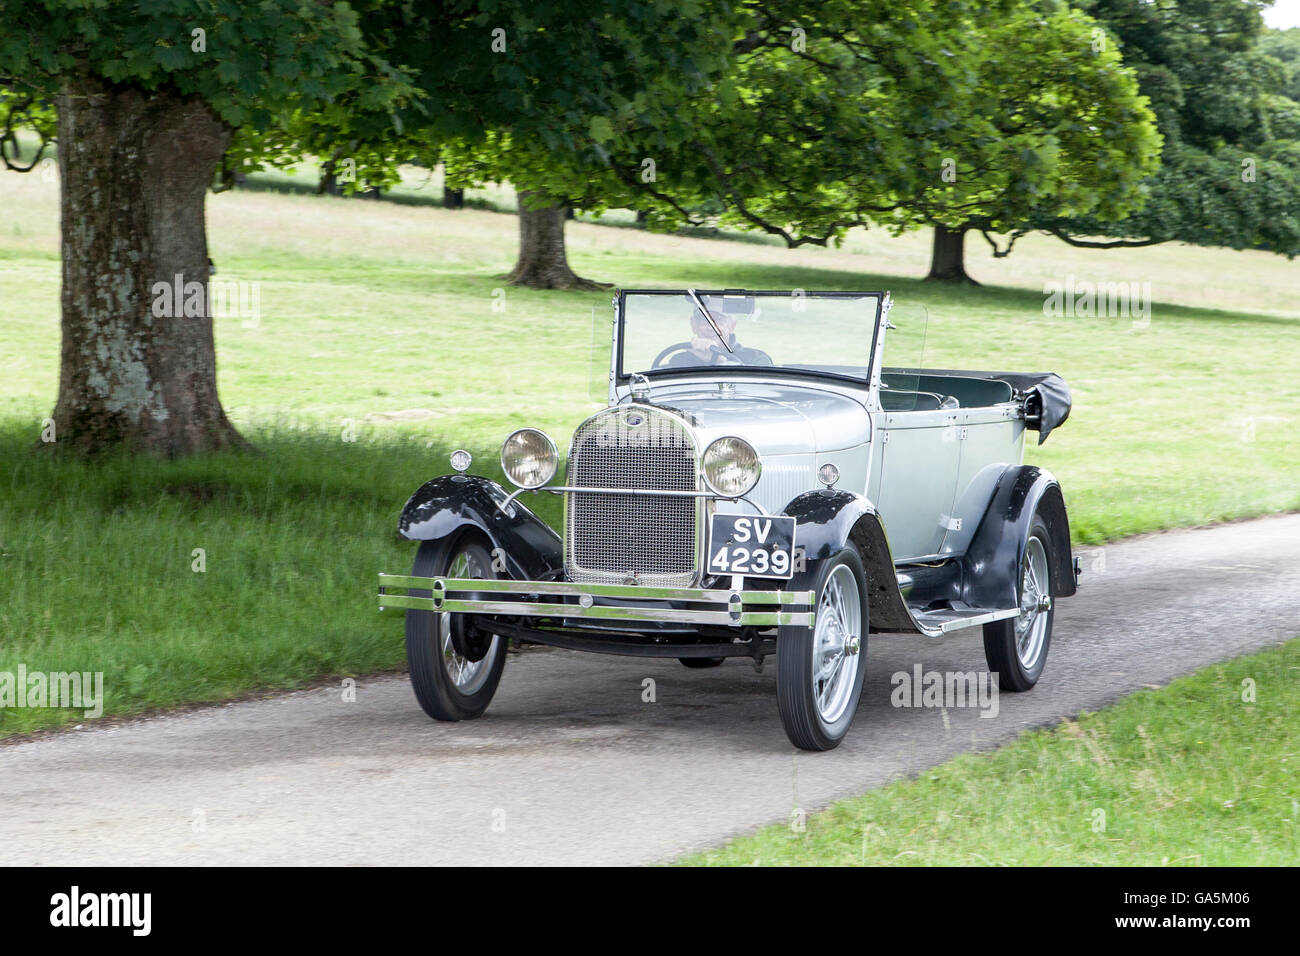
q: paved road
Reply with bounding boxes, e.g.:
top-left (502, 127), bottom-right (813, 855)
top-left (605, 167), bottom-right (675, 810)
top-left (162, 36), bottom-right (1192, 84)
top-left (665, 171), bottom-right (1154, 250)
top-left (2, 515), bottom-right (1297, 866)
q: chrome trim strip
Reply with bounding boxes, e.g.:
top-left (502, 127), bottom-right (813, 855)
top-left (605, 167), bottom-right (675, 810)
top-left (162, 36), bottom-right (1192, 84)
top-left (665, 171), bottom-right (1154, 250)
top-left (379, 574), bottom-right (811, 603)
top-left (501, 484), bottom-right (769, 512)
top-left (377, 574), bottom-right (815, 627)
top-left (935, 607), bottom-right (1020, 634)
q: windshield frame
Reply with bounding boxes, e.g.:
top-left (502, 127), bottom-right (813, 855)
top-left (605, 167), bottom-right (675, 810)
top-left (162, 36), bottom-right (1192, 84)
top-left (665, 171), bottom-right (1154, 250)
top-left (613, 289), bottom-right (887, 390)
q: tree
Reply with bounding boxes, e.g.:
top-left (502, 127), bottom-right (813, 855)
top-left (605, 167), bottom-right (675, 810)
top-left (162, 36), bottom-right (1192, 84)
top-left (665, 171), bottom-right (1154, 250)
top-left (1028, 0), bottom-right (1300, 258)
top-left (602, 0), bottom-right (1159, 283)
top-left (362, 3), bottom-right (742, 290)
top-left (440, 132), bottom-right (649, 290)
top-left (1260, 27), bottom-right (1300, 103)
top-left (0, 1), bottom-right (737, 452)
top-left (0, 1), bottom-right (409, 455)
top-left (507, 189), bottom-right (604, 290)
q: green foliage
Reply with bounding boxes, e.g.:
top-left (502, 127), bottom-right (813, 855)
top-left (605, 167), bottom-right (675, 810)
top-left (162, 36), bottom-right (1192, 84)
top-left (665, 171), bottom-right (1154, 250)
top-left (599, 1), bottom-right (1158, 250)
top-left (293, 1), bottom-right (744, 201)
top-left (0, 0), bottom-right (410, 132)
top-left (1039, 0), bottom-right (1300, 255)
top-left (1260, 26), bottom-right (1300, 102)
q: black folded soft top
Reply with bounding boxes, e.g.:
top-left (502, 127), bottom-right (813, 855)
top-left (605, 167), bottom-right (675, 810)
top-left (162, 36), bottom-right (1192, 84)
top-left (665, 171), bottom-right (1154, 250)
top-left (882, 368), bottom-right (1072, 445)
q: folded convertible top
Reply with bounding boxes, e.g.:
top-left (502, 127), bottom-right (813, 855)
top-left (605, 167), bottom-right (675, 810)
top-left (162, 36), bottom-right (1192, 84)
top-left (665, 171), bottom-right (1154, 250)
top-left (887, 368), bottom-right (1072, 444)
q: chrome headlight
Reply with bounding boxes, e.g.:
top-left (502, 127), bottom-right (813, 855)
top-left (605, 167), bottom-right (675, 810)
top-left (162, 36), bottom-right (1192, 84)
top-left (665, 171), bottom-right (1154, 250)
top-left (500, 428), bottom-right (558, 489)
top-left (702, 436), bottom-right (761, 497)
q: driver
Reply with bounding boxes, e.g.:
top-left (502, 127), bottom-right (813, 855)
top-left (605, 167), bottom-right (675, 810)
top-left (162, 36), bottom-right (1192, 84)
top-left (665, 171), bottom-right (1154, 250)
top-left (668, 306), bottom-right (772, 367)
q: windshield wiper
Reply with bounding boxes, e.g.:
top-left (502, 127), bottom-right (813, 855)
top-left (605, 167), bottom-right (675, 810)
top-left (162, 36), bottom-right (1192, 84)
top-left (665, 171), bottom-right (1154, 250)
top-left (686, 288), bottom-right (734, 354)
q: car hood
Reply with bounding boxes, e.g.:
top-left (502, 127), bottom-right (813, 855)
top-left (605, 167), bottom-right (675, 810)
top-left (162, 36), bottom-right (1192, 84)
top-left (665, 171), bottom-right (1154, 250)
top-left (643, 382), bottom-right (871, 454)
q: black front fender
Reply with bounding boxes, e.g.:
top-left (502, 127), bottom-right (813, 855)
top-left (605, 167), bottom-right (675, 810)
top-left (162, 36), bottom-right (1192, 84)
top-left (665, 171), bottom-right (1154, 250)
top-left (397, 475), bottom-right (562, 581)
top-left (961, 465), bottom-right (1075, 612)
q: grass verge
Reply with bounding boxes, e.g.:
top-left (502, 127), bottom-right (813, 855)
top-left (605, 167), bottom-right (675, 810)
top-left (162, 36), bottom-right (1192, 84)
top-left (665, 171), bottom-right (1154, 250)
top-left (0, 423), bottom-right (562, 737)
top-left (683, 638), bottom-right (1300, 866)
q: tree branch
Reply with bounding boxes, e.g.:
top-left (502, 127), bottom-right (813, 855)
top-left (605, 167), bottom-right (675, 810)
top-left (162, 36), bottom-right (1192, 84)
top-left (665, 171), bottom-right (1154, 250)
top-left (1045, 227), bottom-right (1167, 249)
top-left (1, 95), bottom-right (51, 173)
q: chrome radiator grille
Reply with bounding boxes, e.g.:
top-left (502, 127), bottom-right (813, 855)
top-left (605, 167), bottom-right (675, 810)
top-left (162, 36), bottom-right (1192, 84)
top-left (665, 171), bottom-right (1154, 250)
top-left (565, 407), bottom-right (700, 587)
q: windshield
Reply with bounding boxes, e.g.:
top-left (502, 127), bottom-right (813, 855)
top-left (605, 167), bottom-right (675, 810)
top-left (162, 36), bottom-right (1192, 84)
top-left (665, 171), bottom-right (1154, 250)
top-left (618, 290), bottom-right (884, 382)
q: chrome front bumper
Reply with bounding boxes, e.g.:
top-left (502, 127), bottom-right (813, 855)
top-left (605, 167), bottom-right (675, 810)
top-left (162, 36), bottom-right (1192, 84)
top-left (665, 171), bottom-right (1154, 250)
top-left (377, 575), bottom-right (815, 627)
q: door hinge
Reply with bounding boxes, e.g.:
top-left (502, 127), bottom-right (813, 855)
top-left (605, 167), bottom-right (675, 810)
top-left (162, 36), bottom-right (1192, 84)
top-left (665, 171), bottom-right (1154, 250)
top-left (941, 515), bottom-right (963, 532)
top-left (882, 430), bottom-right (890, 445)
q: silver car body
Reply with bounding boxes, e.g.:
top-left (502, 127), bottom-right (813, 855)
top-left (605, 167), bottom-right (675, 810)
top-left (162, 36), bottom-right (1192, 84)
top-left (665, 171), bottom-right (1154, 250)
top-left (381, 289), bottom-right (1073, 641)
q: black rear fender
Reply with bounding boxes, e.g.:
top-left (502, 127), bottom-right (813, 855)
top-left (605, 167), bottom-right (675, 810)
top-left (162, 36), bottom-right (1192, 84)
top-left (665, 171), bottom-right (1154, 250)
top-left (961, 465), bottom-right (1075, 611)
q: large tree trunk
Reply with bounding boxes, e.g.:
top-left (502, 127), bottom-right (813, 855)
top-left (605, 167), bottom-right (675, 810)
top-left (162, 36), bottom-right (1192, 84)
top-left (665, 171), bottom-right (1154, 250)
top-left (925, 224), bottom-right (979, 284)
top-left (317, 159), bottom-right (343, 196)
top-left (53, 77), bottom-right (246, 456)
top-left (442, 187), bottom-right (464, 209)
top-left (504, 190), bottom-right (608, 291)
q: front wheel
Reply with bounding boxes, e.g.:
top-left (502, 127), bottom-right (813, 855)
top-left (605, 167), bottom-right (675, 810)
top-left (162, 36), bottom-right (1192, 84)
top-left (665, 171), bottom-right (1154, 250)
top-left (776, 548), bottom-right (869, 751)
top-left (982, 516), bottom-right (1055, 692)
top-left (405, 534), bottom-right (508, 721)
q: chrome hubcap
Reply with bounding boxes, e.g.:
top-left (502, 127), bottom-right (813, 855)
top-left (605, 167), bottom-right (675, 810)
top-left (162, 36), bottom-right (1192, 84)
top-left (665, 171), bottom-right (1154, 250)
top-left (1015, 537), bottom-right (1051, 670)
top-left (439, 550), bottom-right (500, 693)
top-left (812, 565), bottom-right (862, 724)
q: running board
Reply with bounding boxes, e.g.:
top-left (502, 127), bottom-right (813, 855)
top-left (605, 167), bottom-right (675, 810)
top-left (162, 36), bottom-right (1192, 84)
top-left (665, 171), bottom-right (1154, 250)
top-left (908, 603), bottom-right (1020, 636)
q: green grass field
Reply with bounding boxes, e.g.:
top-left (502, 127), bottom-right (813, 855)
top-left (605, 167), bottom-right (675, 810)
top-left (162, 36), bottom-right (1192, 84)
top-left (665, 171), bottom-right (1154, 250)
top-left (0, 161), bottom-right (1297, 735)
top-left (683, 636), bottom-right (1300, 866)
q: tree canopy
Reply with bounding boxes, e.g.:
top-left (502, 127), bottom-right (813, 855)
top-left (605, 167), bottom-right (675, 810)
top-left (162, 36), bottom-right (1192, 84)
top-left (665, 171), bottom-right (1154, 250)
top-left (551, 1), bottom-right (1156, 282)
top-left (1028, 0), bottom-right (1300, 256)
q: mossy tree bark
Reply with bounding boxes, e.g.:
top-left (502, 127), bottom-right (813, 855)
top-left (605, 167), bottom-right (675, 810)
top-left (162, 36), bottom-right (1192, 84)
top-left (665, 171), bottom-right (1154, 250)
top-left (52, 77), bottom-right (246, 455)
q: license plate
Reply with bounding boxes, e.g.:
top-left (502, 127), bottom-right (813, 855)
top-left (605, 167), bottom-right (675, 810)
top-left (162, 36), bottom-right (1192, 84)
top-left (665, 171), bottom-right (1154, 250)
top-left (707, 514), bottom-right (797, 580)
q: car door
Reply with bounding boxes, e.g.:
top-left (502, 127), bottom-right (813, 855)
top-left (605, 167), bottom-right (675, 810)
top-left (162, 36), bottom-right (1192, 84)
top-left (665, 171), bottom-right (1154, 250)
top-left (873, 408), bottom-right (962, 561)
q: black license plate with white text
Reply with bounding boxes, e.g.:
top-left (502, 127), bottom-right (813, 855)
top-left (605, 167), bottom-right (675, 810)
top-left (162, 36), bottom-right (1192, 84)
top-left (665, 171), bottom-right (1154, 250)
top-left (707, 514), bottom-right (797, 580)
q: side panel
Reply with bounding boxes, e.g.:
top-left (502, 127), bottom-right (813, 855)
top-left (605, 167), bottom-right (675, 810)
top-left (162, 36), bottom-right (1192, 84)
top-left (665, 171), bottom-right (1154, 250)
top-left (960, 465), bottom-right (1076, 612)
top-left (397, 475), bottom-right (563, 581)
top-left (941, 413), bottom-right (1025, 554)
top-left (874, 409), bottom-right (961, 560)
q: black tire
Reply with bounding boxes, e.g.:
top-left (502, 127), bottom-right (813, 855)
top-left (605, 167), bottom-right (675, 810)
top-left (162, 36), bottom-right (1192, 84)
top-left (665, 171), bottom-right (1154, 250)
top-left (405, 534), bottom-right (507, 721)
top-left (678, 657), bottom-right (725, 669)
top-left (982, 515), bottom-right (1055, 692)
top-left (776, 547), bottom-right (870, 751)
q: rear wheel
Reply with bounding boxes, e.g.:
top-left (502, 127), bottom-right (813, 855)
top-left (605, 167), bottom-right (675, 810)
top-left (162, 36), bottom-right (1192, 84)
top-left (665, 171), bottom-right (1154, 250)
top-left (776, 548), bottom-right (869, 751)
top-left (982, 516), bottom-right (1055, 692)
top-left (405, 535), bottom-right (508, 721)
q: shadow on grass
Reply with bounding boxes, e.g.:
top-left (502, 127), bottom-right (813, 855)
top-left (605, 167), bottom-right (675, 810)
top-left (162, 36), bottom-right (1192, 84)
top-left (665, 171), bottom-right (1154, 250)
top-left (617, 259), bottom-right (1300, 325)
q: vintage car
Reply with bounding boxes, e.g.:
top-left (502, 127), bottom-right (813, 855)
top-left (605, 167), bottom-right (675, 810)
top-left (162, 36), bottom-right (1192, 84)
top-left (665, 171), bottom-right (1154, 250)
top-left (378, 289), bottom-right (1078, 750)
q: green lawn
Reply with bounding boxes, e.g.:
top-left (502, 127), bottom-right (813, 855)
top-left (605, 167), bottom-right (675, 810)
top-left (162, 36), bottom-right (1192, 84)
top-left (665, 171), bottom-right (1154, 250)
top-left (0, 162), bottom-right (1297, 734)
top-left (683, 637), bottom-right (1300, 866)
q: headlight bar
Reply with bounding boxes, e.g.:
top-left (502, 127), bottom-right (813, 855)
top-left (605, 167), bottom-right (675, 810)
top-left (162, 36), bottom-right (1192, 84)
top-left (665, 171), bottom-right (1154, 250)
top-left (497, 483), bottom-right (770, 514)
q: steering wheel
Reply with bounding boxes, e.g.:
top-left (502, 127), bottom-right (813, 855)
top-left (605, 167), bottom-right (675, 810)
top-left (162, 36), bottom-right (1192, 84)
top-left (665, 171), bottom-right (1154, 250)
top-left (650, 341), bottom-right (776, 369)
top-left (651, 341), bottom-right (695, 368)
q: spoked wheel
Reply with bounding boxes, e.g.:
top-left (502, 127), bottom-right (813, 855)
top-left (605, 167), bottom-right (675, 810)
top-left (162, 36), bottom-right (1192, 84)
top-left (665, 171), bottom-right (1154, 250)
top-left (983, 516), bottom-right (1055, 692)
top-left (776, 548), bottom-right (869, 751)
top-left (405, 534), bottom-right (508, 720)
